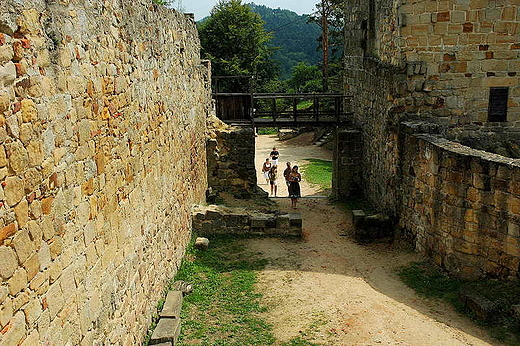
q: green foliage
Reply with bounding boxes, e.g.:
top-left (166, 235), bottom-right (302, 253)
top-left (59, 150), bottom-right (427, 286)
top-left (301, 158), bottom-right (332, 190)
top-left (283, 337), bottom-right (321, 346)
top-left (288, 62), bottom-right (322, 93)
top-left (398, 261), bottom-right (462, 301)
top-left (152, 0), bottom-right (184, 10)
top-left (247, 4), bottom-right (322, 79)
top-left (257, 127), bottom-right (278, 135)
top-left (198, 0), bottom-right (278, 92)
top-left (175, 236), bottom-right (274, 345)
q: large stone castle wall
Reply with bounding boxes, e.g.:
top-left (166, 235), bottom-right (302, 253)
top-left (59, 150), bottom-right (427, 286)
top-left (397, 0), bottom-right (520, 122)
top-left (400, 130), bottom-right (520, 280)
top-left (0, 0), bottom-right (210, 344)
top-left (343, 0), bottom-right (520, 278)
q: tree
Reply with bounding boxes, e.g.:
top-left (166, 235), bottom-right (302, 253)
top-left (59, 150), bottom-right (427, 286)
top-left (198, 0), bottom-right (278, 92)
top-left (309, 0), bottom-right (344, 92)
top-left (288, 62), bottom-right (322, 93)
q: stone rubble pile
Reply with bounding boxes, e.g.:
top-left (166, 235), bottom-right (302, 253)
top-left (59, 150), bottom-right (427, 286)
top-left (192, 205), bottom-right (302, 237)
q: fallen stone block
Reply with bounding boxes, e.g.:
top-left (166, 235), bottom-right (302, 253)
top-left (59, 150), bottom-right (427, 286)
top-left (352, 210), bottom-right (365, 228)
top-left (205, 210), bottom-right (223, 220)
top-left (289, 213), bottom-right (302, 227)
top-left (458, 290), bottom-right (498, 321)
top-left (251, 216), bottom-right (268, 228)
top-left (160, 291), bottom-right (183, 319)
top-left (276, 215), bottom-right (290, 229)
top-left (194, 237), bottom-right (209, 250)
top-left (150, 318), bottom-right (181, 345)
top-left (171, 281), bottom-right (193, 296)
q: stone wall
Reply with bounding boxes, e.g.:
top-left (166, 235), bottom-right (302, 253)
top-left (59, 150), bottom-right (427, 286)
top-left (332, 129), bottom-right (363, 200)
top-left (343, 0), bottom-right (520, 212)
top-left (397, 0), bottom-right (520, 122)
top-left (207, 125), bottom-right (260, 199)
top-left (345, 0), bottom-right (520, 122)
top-left (400, 133), bottom-right (520, 279)
top-left (343, 59), bottom-right (405, 215)
top-left (192, 205), bottom-right (302, 237)
top-left (0, 0), bottom-right (211, 345)
top-left (343, 0), bottom-right (520, 278)
top-left (445, 122), bottom-right (520, 158)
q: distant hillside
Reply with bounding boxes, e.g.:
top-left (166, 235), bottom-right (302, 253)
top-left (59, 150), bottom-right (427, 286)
top-left (198, 4), bottom-right (322, 79)
top-left (247, 3), bottom-right (321, 79)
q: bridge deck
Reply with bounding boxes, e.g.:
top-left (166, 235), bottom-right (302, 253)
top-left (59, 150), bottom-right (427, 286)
top-left (214, 93), bottom-right (353, 127)
top-left (225, 115), bottom-right (353, 127)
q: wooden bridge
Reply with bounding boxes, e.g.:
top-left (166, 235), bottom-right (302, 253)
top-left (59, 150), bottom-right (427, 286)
top-left (213, 92), bottom-right (353, 127)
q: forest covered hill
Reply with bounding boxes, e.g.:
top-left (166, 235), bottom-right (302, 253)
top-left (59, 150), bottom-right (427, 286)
top-left (198, 3), bottom-right (321, 79)
top-left (247, 4), bottom-right (321, 78)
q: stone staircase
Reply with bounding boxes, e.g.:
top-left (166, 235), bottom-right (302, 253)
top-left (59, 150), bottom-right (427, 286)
top-left (314, 130), bottom-right (333, 146)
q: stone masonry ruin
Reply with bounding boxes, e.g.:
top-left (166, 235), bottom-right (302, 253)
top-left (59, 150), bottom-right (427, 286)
top-left (0, 0), bottom-right (212, 344)
top-left (343, 0), bottom-right (520, 279)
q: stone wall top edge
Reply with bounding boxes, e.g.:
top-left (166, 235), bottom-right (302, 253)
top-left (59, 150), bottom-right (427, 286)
top-left (2, 0), bottom-right (198, 35)
top-left (414, 133), bottom-right (520, 168)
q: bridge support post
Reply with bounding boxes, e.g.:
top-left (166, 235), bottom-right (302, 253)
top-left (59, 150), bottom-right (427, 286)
top-left (332, 129), bottom-right (363, 200)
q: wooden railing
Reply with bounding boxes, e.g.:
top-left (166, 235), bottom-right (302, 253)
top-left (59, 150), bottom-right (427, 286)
top-left (213, 93), bottom-right (353, 126)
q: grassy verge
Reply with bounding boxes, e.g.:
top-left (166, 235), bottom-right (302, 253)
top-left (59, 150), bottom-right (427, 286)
top-left (257, 127), bottom-right (278, 135)
top-left (300, 158), bottom-right (332, 190)
top-left (398, 261), bottom-right (520, 345)
top-left (175, 236), bottom-right (272, 346)
top-left (142, 235), bottom-right (327, 346)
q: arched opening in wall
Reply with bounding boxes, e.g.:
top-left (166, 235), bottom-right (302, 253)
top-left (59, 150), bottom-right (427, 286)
top-left (255, 126), bottom-right (335, 199)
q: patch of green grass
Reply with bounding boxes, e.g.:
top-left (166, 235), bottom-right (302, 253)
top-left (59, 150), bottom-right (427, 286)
top-left (398, 261), bottom-right (520, 345)
top-left (301, 158), bottom-right (332, 190)
top-left (398, 261), bottom-right (462, 302)
top-left (257, 127), bottom-right (278, 135)
top-left (334, 198), bottom-right (374, 213)
top-left (296, 100), bottom-right (314, 111)
top-left (175, 236), bottom-right (274, 346)
top-left (283, 337), bottom-right (321, 346)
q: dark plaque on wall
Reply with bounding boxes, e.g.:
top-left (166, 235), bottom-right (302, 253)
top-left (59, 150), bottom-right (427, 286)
top-left (488, 87), bottom-right (509, 122)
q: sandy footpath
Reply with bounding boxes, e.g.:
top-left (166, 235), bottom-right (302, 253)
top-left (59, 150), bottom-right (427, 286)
top-left (248, 133), bottom-right (500, 346)
top-left (255, 133), bottom-right (332, 197)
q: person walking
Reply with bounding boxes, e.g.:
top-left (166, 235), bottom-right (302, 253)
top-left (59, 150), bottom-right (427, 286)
top-left (262, 158), bottom-right (272, 185)
top-left (270, 147), bottom-right (279, 167)
top-left (288, 165), bottom-right (302, 209)
top-left (283, 162), bottom-right (292, 196)
top-left (268, 166), bottom-right (278, 197)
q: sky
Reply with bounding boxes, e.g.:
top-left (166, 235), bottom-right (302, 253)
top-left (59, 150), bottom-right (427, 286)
top-left (183, 0), bottom-right (318, 20)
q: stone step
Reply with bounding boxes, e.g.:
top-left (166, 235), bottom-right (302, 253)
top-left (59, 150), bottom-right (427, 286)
top-left (150, 318), bottom-right (181, 345)
top-left (160, 291), bottom-right (183, 319)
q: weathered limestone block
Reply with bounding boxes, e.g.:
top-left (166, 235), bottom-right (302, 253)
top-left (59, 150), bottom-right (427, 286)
top-left (4, 175), bottom-right (24, 206)
top-left (8, 267), bottom-right (27, 295)
top-left (150, 318), bottom-right (181, 345)
top-left (159, 291), bottom-right (183, 319)
top-left (352, 210), bottom-right (365, 229)
top-left (194, 237), bottom-right (209, 250)
top-left (12, 229), bottom-right (33, 263)
top-left (0, 246), bottom-right (18, 279)
top-left (0, 311), bottom-right (26, 345)
top-left (251, 216), bottom-right (268, 228)
top-left (459, 290), bottom-right (498, 321)
top-left (0, 61), bottom-right (16, 87)
top-left (276, 215), bottom-right (290, 229)
top-left (289, 214), bottom-right (302, 228)
top-left (0, 223), bottom-right (16, 244)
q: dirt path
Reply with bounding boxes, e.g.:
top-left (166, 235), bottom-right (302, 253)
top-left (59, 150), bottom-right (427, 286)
top-left (247, 199), bottom-right (500, 346)
top-left (248, 133), bottom-right (500, 346)
top-left (255, 133), bottom-right (332, 197)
